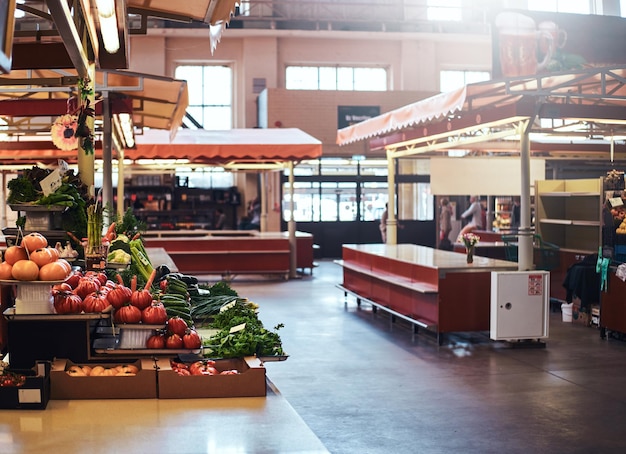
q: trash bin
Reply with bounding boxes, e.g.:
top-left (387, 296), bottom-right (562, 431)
top-left (561, 303), bottom-right (573, 322)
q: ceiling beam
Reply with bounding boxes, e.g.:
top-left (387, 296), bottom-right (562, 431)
top-left (46, 0), bottom-right (91, 78)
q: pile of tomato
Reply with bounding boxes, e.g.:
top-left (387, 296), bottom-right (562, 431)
top-left (0, 371), bottom-right (26, 387)
top-left (169, 359), bottom-right (238, 376)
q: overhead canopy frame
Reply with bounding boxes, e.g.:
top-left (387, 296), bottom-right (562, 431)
top-left (337, 65), bottom-right (626, 270)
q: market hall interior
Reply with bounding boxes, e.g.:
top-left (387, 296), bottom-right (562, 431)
top-left (1, 259), bottom-right (625, 454)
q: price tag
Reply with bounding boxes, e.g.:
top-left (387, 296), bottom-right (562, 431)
top-left (609, 197), bottom-right (624, 208)
top-left (40, 169), bottom-right (62, 196)
top-left (229, 323), bottom-right (246, 334)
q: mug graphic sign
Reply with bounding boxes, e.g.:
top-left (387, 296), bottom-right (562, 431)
top-left (492, 11), bottom-right (626, 78)
top-left (495, 12), bottom-right (556, 77)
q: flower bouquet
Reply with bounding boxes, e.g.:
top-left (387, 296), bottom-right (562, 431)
top-left (461, 233), bottom-right (480, 264)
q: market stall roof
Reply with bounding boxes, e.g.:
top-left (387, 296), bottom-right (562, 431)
top-left (130, 128), bottom-right (323, 165)
top-left (14, 1), bottom-right (240, 71)
top-left (0, 69), bottom-right (188, 140)
top-left (337, 65), bottom-right (626, 159)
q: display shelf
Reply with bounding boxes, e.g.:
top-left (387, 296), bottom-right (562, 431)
top-left (3, 307), bottom-right (111, 321)
top-left (93, 337), bottom-right (201, 355)
top-left (535, 178), bottom-right (603, 253)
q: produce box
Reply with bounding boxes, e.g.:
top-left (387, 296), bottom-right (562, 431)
top-left (156, 356), bottom-right (266, 399)
top-left (0, 361), bottom-right (51, 410)
top-left (50, 359), bottom-right (157, 400)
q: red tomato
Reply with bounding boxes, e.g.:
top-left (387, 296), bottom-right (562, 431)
top-left (75, 277), bottom-right (101, 299)
top-left (141, 302), bottom-right (168, 325)
top-left (166, 316), bottom-right (188, 337)
top-left (114, 304), bottom-right (142, 324)
top-left (165, 333), bottom-right (184, 349)
top-left (52, 282), bottom-right (73, 293)
top-left (107, 284), bottom-right (132, 309)
top-left (146, 334), bottom-right (166, 349)
top-left (53, 291), bottom-right (84, 314)
top-left (182, 329), bottom-right (202, 349)
top-left (130, 288), bottom-right (152, 310)
top-left (65, 271), bottom-right (82, 289)
top-left (83, 291), bottom-right (111, 313)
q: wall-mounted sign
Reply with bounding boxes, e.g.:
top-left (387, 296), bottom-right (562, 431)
top-left (338, 106), bottom-right (380, 130)
top-left (492, 10), bottom-right (626, 78)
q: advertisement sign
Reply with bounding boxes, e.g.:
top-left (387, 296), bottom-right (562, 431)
top-left (492, 10), bottom-right (626, 78)
top-left (337, 106), bottom-right (380, 130)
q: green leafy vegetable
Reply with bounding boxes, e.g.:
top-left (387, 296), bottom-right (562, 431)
top-left (202, 300), bottom-right (284, 358)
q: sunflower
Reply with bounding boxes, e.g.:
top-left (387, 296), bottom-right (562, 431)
top-left (51, 114), bottom-right (79, 151)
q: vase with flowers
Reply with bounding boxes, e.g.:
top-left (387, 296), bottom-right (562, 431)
top-left (462, 233), bottom-right (480, 264)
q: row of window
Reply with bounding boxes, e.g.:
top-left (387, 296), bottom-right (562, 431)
top-left (175, 65), bottom-right (490, 129)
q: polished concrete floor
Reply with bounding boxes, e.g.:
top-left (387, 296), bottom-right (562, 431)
top-left (2, 259), bottom-right (626, 453)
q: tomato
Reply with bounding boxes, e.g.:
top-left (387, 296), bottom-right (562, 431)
top-left (165, 333), bottom-right (184, 349)
top-left (65, 271), bottom-right (82, 289)
top-left (142, 301), bottom-right (168, 325)
top-left (166, 316), bottom-right (188, 337)
top-left (182, 329), bottom-right (202, 349)
top-left (3, 245), bottom-right (28, 265)
top-left (130, 288), bottom-right (152, 310)
top-left (146, 333), bottom-right (166, 349)
top-left (11, 259), bottom-right (39, 281)
top-left (75, 277), bottom-right (101, 299)
top-left (114, 304), bottom-right (142, 324)
top-left (83, 291), bottom-right (111, 313)
top-left (39, 261), bottom-right (71, 281)
top-left (0, 261), bottom-right (12, 280)
top-left (84, 271), bottom-right (107, 286)
top-left (107, 284), bottom-right (132, 309)
top-left (53, 291), bottom-right (84, 314)
top-left (52, 282), bottom-right (72, 293)
top-left (21, 232), bottom-right (48, 252)
top-left (30, 248), bottom-right (56, 268)
top-left (189, 360), bottom-right (218, 375)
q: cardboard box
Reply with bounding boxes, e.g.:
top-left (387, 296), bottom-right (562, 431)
top-left (50, 359), bottom-right (157, 400)
top-left (571, 299), bottom-right (592, 327)
top-left (156, 356), bottom-right (266, 399)
top-left (0, 361), bottom-right (50, 410)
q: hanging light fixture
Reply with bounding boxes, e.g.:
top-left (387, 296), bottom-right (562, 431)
top-left (95, 0), bottom-right (120, 54)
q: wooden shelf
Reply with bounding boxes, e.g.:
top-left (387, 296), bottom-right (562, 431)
top-left (535, 178), bottom-right (603, 253)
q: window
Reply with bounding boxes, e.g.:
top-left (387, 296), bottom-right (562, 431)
top-left (427, 0), bottom-right (462, 21)
top-left (174, 65), bottom-right (233, 129)
top-left (528, 0), bottom-right (591, 14)
top-left (440, 70), bottom-right (490, 92)
top-left (286, 66), bottom-right (387, 91)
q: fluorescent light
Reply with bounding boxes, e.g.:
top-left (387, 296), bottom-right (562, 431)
top-left (96, 0), bottom-right (120, 54)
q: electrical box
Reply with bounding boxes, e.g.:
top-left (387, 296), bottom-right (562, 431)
top-left (490, 271), bottom-right (550, 341)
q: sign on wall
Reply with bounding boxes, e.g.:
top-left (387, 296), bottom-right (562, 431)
top-left (337, 106), bottom-right (380, 130)
top-left (430, 157), bottom-right (546, 196)
top-left (491, 10), bottom-right (626, 78)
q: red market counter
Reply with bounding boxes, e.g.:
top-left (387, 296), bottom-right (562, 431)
top-left (143, 231), bottom-right (314, 278)
top-left (336, 243), bottom-right (518, 343)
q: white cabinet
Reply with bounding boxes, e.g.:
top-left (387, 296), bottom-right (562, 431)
top-left (490, 271), bottom-right (550, 341)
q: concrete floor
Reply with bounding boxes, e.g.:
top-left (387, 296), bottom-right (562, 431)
top-left (2, 259), bottom-right (626, 453)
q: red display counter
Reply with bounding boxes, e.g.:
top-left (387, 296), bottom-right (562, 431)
top-left (143, 231), bottom-right (314, 278)
top-left (336, 244), bottom-right (517, 343)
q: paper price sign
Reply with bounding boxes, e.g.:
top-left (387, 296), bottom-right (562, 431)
top-left (40, 169), bottom-right (62, 196)
top-left (609, 197), bottom-right (623, 208)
